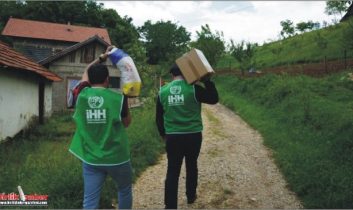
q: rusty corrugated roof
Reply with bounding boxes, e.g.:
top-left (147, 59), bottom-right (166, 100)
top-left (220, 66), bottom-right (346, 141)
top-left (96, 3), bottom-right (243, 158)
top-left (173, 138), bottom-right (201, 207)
top-left (0, 41), bottom-right (62, 82)
top-left (2, 17), bottom-right (111, 44)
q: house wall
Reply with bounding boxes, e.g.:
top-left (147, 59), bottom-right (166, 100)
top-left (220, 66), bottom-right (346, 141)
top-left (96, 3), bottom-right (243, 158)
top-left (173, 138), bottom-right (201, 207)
top-left (50, 63), bottom-right (87, 111)
top-left (44, 82), bottom-right (53, 117)
top-left (49, 42), bottom-right (119, 111)
top-left (0, 69), bottom-right (43, 141)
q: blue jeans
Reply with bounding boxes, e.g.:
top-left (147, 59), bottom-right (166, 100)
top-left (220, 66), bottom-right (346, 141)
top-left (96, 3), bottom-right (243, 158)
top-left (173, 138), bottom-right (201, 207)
top-left (82, 161), bottom-right (132, 209)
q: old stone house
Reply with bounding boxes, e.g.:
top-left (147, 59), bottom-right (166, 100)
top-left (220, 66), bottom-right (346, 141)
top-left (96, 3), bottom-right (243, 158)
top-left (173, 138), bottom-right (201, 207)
top-left (39, 35), bottom-right (119, 111)
top-left (2, 18), bottom-right (122, 111)
top-left (2, 17), bottom-right (111, 62)
top-left (0, 41), bottom-right (61, 141)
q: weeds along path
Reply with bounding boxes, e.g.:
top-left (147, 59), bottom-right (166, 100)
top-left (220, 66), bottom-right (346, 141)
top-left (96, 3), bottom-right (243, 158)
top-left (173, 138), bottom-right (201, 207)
top-left (132, 103), bottom-right (302, 209)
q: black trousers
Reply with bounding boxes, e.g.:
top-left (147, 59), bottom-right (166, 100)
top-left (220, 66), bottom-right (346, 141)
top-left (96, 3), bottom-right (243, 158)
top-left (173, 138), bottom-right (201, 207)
top-left (164, 132), bottom-right (202, 209)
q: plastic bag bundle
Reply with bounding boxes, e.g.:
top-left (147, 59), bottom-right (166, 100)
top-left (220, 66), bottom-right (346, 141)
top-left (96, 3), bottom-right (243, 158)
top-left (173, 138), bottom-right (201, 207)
top-left (108, 47), bottom-right (141, 97)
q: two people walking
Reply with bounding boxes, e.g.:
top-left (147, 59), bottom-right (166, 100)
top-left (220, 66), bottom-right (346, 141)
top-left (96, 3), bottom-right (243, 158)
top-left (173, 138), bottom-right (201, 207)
top-left (69, 46), bottom-right (219, 209)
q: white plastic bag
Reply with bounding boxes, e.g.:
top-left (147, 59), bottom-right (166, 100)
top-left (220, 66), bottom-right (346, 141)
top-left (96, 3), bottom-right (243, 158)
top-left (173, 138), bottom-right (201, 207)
top-left (108, 47), bottom-right (141, 97)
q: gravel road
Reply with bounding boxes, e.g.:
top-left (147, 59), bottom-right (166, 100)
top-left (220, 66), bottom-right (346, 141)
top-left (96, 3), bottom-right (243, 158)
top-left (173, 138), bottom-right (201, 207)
top-left (132, 103), bottom-right (302, 209)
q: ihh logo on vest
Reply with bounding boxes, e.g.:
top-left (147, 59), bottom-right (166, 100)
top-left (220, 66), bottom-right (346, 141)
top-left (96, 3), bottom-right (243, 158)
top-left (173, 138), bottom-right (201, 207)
top-left (86, 96), bottom-right (107, 124)
top-left (168, 85), bottom-right (184, 106)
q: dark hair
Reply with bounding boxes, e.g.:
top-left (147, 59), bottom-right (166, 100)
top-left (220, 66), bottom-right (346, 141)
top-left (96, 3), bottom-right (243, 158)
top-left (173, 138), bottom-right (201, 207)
top-left (170, 63), bottom-right (182, 76)
top-left (88, 64), bottom-right (109, 84)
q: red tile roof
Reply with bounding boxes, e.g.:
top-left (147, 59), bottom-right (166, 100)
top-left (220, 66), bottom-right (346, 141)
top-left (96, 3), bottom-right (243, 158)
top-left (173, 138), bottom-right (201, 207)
top-left (2, 17), bottom-right (111, 44)
top-left (0, 41), bottom-right (62, 82)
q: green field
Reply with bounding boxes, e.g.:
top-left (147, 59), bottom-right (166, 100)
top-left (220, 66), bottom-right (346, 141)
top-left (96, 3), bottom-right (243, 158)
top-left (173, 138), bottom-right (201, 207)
top-left (0, 102), bottom-right (163, 209)
top-left (214, 70), bottom-right (353, 208)
top-left (216, 20), bottom-right (353, 71)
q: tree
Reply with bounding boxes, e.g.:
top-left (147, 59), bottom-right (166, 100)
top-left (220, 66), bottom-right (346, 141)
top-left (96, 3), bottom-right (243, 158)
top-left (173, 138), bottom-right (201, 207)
top-left (280, 19), bottom-right (295, 38)
top-left (190, 24), bottom-right (225, 67)
top-left (296, 21), bottom-right (309, 33)
top-left (0, 1), bottom-right (24, 43)
top-left (138, 20), bottom-right (190, 65)
top-left (325, 1), bottom-right (349, 17)
top-left (229, 40), bottom-right (257, 75)
top-left (295, 20), bottom-right (319, 34)
top-left (325, 1), bottom-right (352, 23)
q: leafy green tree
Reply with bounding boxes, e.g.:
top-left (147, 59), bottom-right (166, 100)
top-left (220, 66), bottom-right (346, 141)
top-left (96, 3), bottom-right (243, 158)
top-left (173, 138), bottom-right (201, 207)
top-left (325, 1), bottom-right (349, 17)
top-left (325, 1), bottom-right (352, 23)
top-left (0, 1), bottom-right (25, 43)
top-left (190, 24), bottom-right (225, 67)
top-left (22, 1), bottom-right (89, 24)
top-left (296, 21), bottom-right (308, 33)
top-left (0, 1), bottom-right (102, 26)
top-left (229, 40), bottom-right (257, 75)
top-left (101, 8), bottom-right (120, 28)
top-left (280, 19), bottom-right (295, 38)
top-left (138, 20), bottom-right (190, 65)
top-left (295, 21), bottom-right (318, 34)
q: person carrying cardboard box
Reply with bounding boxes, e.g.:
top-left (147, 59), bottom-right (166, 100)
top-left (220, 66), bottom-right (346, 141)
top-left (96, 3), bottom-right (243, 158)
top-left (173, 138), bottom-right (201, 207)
top-left (156, 63), bottom-right (219, 209)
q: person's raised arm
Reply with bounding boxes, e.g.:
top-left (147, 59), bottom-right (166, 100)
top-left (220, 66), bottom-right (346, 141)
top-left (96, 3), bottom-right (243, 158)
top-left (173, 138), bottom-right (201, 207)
top-left (81, 46), bottom-right (113, 82)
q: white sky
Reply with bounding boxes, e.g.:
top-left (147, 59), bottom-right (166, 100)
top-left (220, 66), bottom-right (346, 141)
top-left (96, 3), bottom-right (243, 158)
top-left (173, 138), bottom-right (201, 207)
top-left (99, 1), bottom-right (334, 45)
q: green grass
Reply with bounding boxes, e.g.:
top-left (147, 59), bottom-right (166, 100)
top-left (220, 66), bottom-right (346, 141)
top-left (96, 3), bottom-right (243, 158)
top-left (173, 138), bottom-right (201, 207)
top-left (0, 102), bottom-right (163, 209)
top-left (214, 71), bottom-right (353, 208)
top-left (216, 20), bottom-right (353, 71)
top-left (215, 53), bottom-right (239, 70)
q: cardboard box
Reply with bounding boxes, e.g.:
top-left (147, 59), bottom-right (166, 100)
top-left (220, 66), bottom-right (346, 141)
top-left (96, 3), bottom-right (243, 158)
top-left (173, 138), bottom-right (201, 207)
top-left (176, 48), bottom-right (214, 84)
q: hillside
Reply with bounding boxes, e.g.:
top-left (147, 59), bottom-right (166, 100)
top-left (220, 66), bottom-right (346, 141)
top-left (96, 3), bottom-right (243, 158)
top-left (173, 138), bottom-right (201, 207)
top-left (214, 71), bottom-right (353, 208)
top-left (217, 19), bottom-right (353, 71)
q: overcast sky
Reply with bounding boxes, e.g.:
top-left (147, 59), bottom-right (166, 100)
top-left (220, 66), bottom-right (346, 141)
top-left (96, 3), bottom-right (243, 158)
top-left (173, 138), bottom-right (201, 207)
top-left (100, 1), bottom-right (334, 45)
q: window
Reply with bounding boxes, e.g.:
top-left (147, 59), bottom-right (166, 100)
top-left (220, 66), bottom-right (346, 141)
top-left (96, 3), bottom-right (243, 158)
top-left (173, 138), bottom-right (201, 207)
top-left (80, 45), bottom-right (95, 63)
top-left (68, 52), bottom-right (76, 63)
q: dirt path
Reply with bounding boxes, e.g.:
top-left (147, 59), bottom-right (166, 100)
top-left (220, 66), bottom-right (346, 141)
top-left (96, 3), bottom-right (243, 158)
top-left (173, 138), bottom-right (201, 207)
top-left (132, 103), bottom-right (302, 209)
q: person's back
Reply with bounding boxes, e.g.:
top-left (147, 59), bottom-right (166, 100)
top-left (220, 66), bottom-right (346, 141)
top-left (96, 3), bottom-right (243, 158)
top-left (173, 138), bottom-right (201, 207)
top-left (69, 57), bottom-right (132, 209)
top-left (70, 87), bottom-right (130, 165)
top-left (156, 63), bottom-right (218, 209)
top-left (159, 79), bottom-right (202, 135)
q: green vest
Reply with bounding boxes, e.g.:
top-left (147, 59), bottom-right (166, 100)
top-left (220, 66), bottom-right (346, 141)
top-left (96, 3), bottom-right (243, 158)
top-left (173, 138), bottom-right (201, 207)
top-left (159, 79), bottom-right (202, 134)
top-left (69, 87), bottom-right (130, 166)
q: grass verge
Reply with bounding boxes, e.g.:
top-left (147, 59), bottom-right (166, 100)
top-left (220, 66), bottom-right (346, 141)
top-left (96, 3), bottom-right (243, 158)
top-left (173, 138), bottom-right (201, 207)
top-left (214, 71), bottom-right (353, 208)
top-left (0, 102), bottom-right (163, 209)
